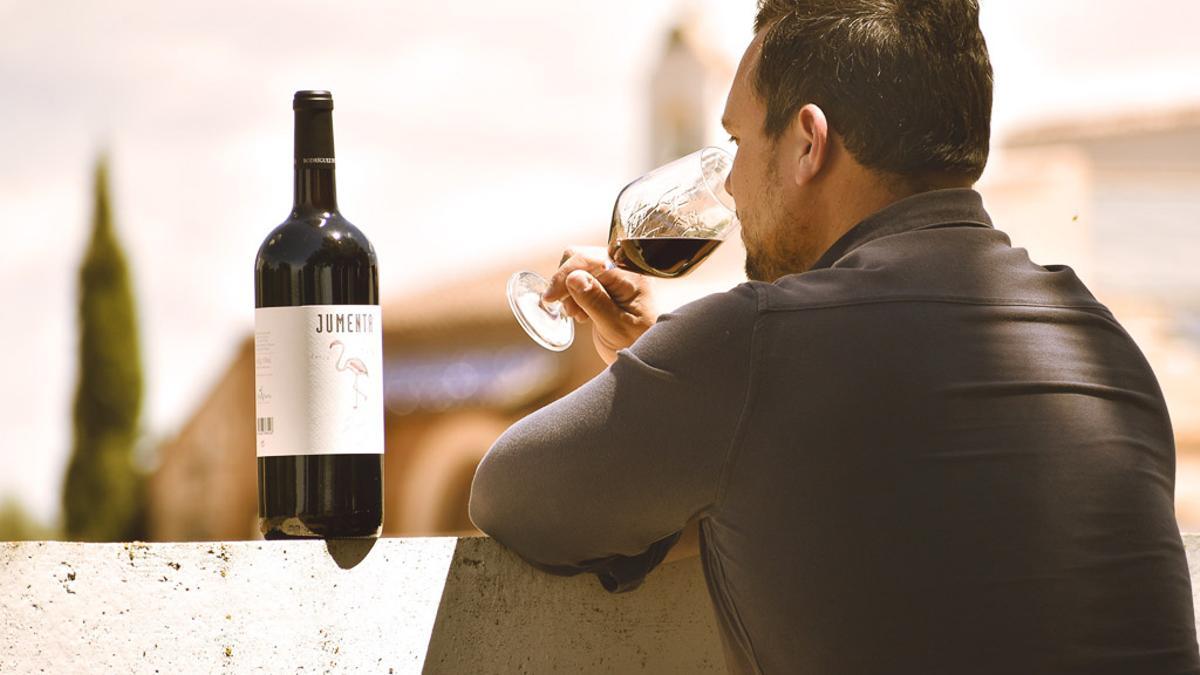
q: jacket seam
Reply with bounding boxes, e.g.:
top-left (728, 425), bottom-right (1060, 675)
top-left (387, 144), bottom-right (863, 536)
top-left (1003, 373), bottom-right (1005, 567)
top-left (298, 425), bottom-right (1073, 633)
top-left (714, 285), bottom-right (764, 509)
top-left (707, 290), bottom-right (767, 674)
top-left (762, 294), bottom-right (1116, 317)
top-left (702, 523), bottom-right (766, 675)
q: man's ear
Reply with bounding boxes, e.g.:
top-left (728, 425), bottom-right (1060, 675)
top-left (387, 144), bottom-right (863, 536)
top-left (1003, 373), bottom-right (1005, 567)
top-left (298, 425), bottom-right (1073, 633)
top-left (787, 103), bottom-right (829, 186)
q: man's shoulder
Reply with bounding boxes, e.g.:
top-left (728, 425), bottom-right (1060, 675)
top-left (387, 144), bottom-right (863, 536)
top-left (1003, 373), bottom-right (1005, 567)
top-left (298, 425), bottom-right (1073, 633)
top-left (630, 283), bottom-right (763, 367)
top-left (667, 282), bottom-right (763, 322)
top-left (762, 225), bottom-right (1109, 314)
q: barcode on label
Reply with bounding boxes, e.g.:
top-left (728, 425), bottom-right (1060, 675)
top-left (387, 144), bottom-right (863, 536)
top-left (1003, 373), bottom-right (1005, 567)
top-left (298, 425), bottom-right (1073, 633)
top-left (257, 417), bottom-right (274, 434)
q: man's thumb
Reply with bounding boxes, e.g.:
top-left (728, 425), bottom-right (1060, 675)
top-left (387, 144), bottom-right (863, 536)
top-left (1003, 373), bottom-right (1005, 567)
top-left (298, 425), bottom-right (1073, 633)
top-left (566, 269), bottom-right (621, 326)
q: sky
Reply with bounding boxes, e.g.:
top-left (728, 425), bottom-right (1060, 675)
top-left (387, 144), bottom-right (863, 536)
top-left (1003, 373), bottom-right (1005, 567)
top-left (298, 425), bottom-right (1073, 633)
top-left (2, 0), bottom-right (1200, 525)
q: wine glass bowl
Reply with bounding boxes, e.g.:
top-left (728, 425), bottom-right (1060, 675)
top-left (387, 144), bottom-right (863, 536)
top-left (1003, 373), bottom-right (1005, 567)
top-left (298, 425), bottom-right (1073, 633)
top-left (609, 147), bottom-right (738, 278)
top-left (508, 146), bottom-right (738, 350)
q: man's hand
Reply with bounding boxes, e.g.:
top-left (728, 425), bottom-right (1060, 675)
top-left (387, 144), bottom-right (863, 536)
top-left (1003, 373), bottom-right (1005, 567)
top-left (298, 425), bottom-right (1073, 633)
top-left (543, 245), bottom-right (657, 365)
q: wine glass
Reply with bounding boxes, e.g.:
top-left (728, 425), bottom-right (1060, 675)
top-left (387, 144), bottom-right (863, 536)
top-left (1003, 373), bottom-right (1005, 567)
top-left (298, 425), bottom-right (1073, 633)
top-left (507, 146), bottom-right (738, 351)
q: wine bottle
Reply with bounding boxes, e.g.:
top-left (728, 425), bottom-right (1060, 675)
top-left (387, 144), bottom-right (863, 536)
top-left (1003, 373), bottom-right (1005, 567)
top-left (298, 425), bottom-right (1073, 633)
top-left (254, 90), bottom-right (384, 539)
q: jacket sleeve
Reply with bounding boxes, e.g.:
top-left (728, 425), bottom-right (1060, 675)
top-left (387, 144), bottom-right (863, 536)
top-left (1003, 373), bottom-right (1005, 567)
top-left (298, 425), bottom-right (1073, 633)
top-left (469, 284), bottom-right (759, 592)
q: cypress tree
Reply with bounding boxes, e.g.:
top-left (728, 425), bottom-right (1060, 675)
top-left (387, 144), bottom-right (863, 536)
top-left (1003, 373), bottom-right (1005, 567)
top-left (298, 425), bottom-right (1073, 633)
top-left (62, 156), bottom-right (145, 541)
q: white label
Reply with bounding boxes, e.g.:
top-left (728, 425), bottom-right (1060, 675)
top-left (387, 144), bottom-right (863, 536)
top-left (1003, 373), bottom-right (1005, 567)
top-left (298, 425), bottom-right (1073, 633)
top-left (254, 305), bottom-right (384, 457)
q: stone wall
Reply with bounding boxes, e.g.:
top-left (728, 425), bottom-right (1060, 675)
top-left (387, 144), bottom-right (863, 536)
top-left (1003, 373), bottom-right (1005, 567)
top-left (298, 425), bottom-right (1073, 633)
top-left (1, 537), bottom-right (723, 674)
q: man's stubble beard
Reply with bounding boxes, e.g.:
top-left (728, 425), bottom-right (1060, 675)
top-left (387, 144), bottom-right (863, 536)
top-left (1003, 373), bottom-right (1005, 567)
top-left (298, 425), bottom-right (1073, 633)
top-left (742, 209), bottom-right (776, 282)
top-left (742, 151), bottom-right (777, 283)
top-left (743, 205), bottom-right (817, 282)
top-left (742, 157), bottom-right (804, 283)
top-left (743, 231), bottom-right (767, 282)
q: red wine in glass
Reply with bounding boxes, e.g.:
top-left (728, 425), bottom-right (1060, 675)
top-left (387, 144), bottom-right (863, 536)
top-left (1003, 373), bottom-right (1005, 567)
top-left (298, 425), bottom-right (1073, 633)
top-left (508, 146), bottom-right (738, 350)
top-left (609, 237), bottom-right (722, 278)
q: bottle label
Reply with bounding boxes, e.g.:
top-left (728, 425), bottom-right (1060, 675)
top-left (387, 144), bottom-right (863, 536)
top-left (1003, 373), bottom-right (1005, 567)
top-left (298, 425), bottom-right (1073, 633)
top-left (254, 305), bottom-right (384, 457)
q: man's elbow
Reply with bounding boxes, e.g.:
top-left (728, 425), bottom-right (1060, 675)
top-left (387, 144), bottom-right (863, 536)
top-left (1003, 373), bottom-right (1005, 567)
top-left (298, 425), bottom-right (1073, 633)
top-left (469, 444), bottom-right (580, 567)
top-left (467, 452), bottom-right (506, 538)
top-left (469, 442), bottom-right (538, 544)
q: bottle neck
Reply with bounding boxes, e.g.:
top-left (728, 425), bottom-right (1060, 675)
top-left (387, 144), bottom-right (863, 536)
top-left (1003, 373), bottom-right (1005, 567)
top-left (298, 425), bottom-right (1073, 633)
top-left (294, 165), bottom-right (337, 212)
top-left (293, 108), bottom-right (338, 212)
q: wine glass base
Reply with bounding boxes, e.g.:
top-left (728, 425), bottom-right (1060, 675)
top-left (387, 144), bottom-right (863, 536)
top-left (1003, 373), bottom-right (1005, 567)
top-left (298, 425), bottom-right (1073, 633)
top-left (507, 271), bottom-right (574, 352)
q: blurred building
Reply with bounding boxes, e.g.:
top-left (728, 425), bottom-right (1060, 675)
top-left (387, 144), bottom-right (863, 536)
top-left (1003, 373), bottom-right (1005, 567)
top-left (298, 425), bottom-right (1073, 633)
top-left (148, 234), bottom-right (747, 541)
top-left (982, 105), bottom-right (1200, 527)
top-left (148, 19), bottom-right (738, 541)
top-left (148, 259), bottom-right (606, 540)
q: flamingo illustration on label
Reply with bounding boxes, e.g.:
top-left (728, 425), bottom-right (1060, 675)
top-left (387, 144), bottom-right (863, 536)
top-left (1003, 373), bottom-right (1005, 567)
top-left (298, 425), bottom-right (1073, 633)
top-left (329, 340), bottom-right (369, 409)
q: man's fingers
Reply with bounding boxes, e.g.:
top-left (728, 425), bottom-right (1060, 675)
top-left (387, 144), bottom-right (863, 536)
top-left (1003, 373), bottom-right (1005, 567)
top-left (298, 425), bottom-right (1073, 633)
top-left (594, 266), bottom-right (645, 306)
top-left (544, 246), bottom-right (609, 303)
top-left (560, 296), bottom-right (589, 323)
top-left (565, 270), bottom-right (622, 328)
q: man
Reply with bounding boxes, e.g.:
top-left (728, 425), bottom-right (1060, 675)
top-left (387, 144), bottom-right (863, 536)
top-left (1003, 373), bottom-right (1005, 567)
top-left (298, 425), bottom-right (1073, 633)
top-left (470, 1), bottom-right (1200, 673)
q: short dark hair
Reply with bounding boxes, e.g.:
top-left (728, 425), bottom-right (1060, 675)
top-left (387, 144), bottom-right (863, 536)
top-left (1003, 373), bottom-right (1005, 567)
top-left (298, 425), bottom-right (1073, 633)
top-left (754, 0), bottom-right (993, 181)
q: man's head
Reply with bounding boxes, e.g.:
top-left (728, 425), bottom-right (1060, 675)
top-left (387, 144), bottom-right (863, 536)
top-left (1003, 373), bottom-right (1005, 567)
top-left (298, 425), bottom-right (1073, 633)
top-left (723, 0), bottom-right (993, 281)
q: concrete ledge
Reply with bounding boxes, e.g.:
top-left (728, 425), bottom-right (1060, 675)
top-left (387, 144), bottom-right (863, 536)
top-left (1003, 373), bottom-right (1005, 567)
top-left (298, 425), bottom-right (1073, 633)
top-left (1, 537), bottom-right (723, 674)
top-left (9, 535), bottom-right (1200, 673)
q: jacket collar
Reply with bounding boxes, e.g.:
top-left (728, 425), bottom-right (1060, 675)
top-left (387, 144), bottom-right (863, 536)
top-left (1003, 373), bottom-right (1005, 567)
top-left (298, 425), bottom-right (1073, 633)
top-left (808, 188), bottom-right (993, 271)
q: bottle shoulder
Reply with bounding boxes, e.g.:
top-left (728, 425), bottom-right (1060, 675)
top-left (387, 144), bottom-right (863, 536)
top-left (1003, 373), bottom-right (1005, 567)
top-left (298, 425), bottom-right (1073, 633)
top-left (255, 211), bottom-right (376, 268)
